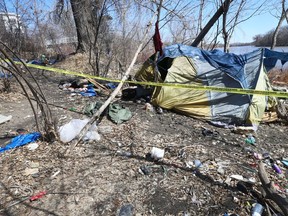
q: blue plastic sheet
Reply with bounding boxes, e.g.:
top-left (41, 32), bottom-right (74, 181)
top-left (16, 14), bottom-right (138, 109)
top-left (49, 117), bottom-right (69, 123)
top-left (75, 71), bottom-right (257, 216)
top-left (264, 48), bottom-right (288, 71)
top-left (158, 44), bottom-right (260, 89)
top-left (106, 82), bottom-right (118, 89)
top-left (0, 72), bottom-right (13, 78)
top-left (0, 132), bottom-right (41, 153)
top-left (80, 84), bottom-right (96, 97)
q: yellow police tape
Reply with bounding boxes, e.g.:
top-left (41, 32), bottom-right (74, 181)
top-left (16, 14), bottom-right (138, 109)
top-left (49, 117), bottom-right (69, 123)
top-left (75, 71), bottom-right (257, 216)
top-left (14, 61), bottom-right (288, 98)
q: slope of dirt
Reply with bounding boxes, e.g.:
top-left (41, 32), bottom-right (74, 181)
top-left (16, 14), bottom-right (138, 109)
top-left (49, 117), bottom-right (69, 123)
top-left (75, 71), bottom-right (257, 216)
top-left (0, 68), bottom-right (288, 216)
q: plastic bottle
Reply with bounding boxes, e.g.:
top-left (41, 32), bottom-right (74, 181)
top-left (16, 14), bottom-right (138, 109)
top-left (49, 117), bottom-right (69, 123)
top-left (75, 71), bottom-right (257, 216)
top-left (251, 203), bottom-right (264, 216)
top-left (270, 159), bottom-right (282, 174)
top-left (272, 163), bottom-right (282, 174)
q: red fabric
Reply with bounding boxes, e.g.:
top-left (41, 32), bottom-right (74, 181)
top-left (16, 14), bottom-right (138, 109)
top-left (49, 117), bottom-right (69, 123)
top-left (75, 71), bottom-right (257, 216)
top-left (153, 21), bottom-right (163, 55)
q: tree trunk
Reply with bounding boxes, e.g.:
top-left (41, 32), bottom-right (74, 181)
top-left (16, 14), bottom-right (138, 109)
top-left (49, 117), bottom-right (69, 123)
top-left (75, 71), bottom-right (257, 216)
top-left (271, 0), bottom-right (288, 50)
top-left (271, 13), bottom-right (285, 50)
top-left (222, 0), bottom-right (231, 52)
top-left (70, 0), bottom-right (103, 53)
top-left (191, 0), bottom-right (232, 47)
top-left (198, 0), bottom-right (204, 48)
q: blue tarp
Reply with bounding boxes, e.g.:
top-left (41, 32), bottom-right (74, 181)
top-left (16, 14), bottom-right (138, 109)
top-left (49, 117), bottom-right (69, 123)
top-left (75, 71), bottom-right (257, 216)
top-left (158, 44), bottom-right (252, 88)
top-left (106, 82), bottom-right (118, 89)
top-left (0, 72), bottom-right (13, 78)
top-left (264, 48), bottom-right (288, 71)
top-left (80, 84), bottom-right (96, 97)
top-left (159, 45), bottom-right (288, 86)
top-left (0, 132), bottom-right (41, 153)
top-left (29, 60), bottom-right (41, 65)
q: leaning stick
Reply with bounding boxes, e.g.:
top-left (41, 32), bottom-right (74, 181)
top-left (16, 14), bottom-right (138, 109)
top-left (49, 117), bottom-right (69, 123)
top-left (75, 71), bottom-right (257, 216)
top-left (72, 14), bottom-right (157, 147)
top-left (258, 161), bottom-right (288, 215)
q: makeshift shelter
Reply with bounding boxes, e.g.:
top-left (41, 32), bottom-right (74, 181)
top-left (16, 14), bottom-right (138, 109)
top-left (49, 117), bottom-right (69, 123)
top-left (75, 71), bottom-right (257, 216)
top-left (135, 44), bottom-right (277, 127)
top-left (264, 48), bottom-right (288, 72)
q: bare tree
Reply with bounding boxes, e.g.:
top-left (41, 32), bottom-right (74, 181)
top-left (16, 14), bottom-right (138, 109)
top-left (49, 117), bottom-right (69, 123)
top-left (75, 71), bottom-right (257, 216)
top-left (68, 0), bottom-right (107, 53)
top-left (223, 0), bottom-right (271, 52)
top-left (0, 42), bottom-right (58, 141)
top-left (197, 0), bottom-right (205, 48)
top-left (0, 0), bottom-right (27, 54)
top-left (191, 0), bottom-right (233, 47)
top-left (271, 0), bottom-right (288, 49)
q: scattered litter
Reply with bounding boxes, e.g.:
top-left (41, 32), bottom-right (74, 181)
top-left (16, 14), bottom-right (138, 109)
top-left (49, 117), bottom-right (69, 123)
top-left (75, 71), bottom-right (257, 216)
top-left (105, 82), bottom-right (118, 89)
top-left (150, 147), bottom-right (165, 160)
top-left (144, 103), bottom-right (154, 112)
top-left (245, 134), bottom-right (256, 145)
top-left (251, 203), bottom-right (264, 216)
top-left (262, 152), bottom-right (270, 159)
top-left (193, 160), bottom-right (203, 169)
top-left (30, 191), bottom-right (47, 201)
top-left (236, 182), bottom-right (249, 194)
top-left (116, 150), bottom-right (132, 157)
top-left (0, 132), bottom-right (41, 153)
top-left (217, 166), bottom-right (225, 175)
top-left (156, 107), bottom-right (163, 114)
top-left (24, 168), bottom-right (39, 176)
top-left (209, 121), bottom-right (235, 129)
top-left (79, 84), bottom-right (96, 97)
top-left (233, 126), bottom-right (256, 134)
top-left (270, 159), bottom-right (282, 174)
top-left (59, 119), bottom-right (100, 143)
top-left (253, 152), bottom-right (262, 160)
top-left (59, 115), bottom-right (67, 121)
top-left (0, 71), bottom-right (12, 78)
top-left (230, 174), bottom-right (244, 181)
top-left (59, 79), bottom-right (97, 96)
top-left (26, 142), bottom-right (39, 151)
top-left (0, 114), bottom-right (12, 124)
top-left (202, 128), bottom-right (219, 137)
top-left (51, 170), bottom-right (61, 179)
top-left (230, 175), bottom-right (256, 184)
top-left (282, 160), bottom-right (288, 167)
top-left (118, 204), bottom-right (134, 216)
top-left (139, 165), bottom-right (151, 175)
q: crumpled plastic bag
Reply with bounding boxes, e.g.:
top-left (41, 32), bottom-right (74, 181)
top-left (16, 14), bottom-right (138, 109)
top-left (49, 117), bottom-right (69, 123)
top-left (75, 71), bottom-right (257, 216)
top-left (59, 119), bottom-right (100, 143)
top-left (0, 114), bottom-right (12, 124)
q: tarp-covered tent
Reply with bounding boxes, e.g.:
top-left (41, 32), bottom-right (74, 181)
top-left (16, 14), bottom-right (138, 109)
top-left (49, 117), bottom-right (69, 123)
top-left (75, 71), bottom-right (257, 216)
top-left (264, 48), bottom-right (288, 72)
top-left (135, 44), bottom-right (277, 127)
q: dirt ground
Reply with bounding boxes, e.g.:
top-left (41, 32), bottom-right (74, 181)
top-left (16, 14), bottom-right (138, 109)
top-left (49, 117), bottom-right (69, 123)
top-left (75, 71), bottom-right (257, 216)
top-left (0, 67), bottom-right (288, 216)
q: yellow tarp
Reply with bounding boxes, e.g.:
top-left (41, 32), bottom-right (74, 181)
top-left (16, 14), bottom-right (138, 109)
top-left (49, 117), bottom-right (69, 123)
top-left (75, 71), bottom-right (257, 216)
top-left (151, 57), bottom-right (211, 119)
top-left (247, 64), bottom-right (277, 125)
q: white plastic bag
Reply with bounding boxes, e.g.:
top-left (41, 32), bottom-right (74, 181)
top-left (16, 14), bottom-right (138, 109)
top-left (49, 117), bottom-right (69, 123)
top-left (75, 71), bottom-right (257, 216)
top-left (59, 119), bottom-right (100, 143)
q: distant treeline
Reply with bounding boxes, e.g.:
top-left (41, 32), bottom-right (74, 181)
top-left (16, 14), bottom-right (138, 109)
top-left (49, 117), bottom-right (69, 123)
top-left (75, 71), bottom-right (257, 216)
top-left (253, 25), bottom-right (288, 47)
